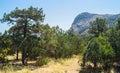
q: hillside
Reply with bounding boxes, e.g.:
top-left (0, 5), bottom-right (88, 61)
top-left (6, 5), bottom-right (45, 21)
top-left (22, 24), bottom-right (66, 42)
top-left (71, 12), bottom-right (120, 35)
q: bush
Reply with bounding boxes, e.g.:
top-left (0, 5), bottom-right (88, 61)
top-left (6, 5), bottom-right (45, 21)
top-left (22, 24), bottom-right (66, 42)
top-left (82, 36), bottom-right (115, 68)
top-left (36, 56), bottom-right (49, 66)
top-left (28, 47), bottom-right (46, 60)
top-left (0, 48), bottom-right (10, 63)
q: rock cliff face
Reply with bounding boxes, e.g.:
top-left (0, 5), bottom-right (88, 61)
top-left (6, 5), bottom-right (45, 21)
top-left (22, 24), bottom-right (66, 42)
top-left (71, 12), bottom-right (120, 35)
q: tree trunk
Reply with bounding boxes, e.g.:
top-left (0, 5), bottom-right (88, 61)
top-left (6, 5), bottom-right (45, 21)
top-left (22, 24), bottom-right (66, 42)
top-left (22, 48), bottom-right (25, 65)
top-left (94, 62), bottom-right (97, 68)
top-left (16, 48), bottom-right (18, 60)
top-left (22, 48), bottom-right (27, 65)
top-left (55, 49), bottom-right (57, 59)
top-left (93, 62), bottom-right (97, 73)
top-left (22, 22), bottom-right (28, 66)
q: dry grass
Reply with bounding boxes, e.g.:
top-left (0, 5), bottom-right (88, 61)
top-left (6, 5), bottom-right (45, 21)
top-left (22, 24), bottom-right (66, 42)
top-left (0, 65), bottom-right (30, 73)
top-left (6, 53), bottom-right (22, 60)
top-left (0, 55), bottom-right (82, 73)
top-left (31, 55), bottom-right (82, 73)
top-left (1, 54), bottom-right (117, 73)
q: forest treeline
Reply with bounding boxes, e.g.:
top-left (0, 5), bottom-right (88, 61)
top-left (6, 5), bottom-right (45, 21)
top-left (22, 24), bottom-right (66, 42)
top-left (0, 6), bottom-right (86, 65)
top-left (0, 6), bottom-right (120, 72)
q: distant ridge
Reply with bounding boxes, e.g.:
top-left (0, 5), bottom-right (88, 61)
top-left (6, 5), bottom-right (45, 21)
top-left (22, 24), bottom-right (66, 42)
top-left (71, 12), bottom-right (120, 35)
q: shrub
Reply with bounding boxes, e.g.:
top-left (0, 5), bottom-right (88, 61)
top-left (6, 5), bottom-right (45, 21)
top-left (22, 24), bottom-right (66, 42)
top-left (36, 56), bottom-right (49, 66)
top-left (28, 47), bottom-right (46, 60)
top-left (0, 48), bottom-right (10, 63)
top-left (82, 36), bottom-right (115, 68)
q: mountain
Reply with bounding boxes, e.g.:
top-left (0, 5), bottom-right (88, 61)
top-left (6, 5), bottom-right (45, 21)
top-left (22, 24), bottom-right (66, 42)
top-left (71, 12), bottom-right (120, 35)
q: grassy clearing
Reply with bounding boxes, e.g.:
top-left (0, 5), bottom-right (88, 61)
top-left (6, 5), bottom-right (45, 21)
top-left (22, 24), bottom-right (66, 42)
top-left (1, 54), bottom-right (118, 73)
top-left (6, 53), bottom-right (21, 61)
top-left (0, 55), bottom-right (81, 73)
top-left (0, 65), bottom-right (30, 73)
top-left (30, 55), bottom-right (81, 73)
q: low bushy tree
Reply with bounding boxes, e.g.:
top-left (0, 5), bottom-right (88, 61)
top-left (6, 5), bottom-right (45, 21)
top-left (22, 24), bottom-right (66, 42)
top-left (107, 18), bottom-right (120, 63)
top-left (0, 32), bottom-right (12, 63)
top-left (82, 36), bottom-right (115, 69)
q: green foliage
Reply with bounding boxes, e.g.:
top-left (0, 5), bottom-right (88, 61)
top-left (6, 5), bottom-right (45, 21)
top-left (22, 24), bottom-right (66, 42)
top-left (82, 17), bottom-right (115, 71)
top-left (107, 18), bottom-right (120, 62)
top-left (0, 32), bottom-right (12, 63)
top-left (36, 56), bottom-right (49, 66)
top-left (1, 6), bottom-right (45, 65)
top-left (89, 18), bottom-right (107, 37)
top-left (82, 36), bottom-right (114, 68)
top-left (116, 18), bottom-right (120, 30)
top-left (0, 48), bottom-right (10, 63)
top-left (28, 47), bottom-right (46, 60)
top-left (51, 27), bottom-right (86, 59)
top-left (36, 25), bottom-right (58, 58)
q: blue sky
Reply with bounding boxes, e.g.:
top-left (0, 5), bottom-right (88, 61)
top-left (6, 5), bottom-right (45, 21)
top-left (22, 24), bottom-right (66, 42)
top-left (0, 0), bottom-right (120, 33)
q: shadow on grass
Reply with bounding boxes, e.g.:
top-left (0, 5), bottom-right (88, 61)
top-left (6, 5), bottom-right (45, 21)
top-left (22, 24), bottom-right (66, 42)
top-left (0, 60), bottom-right (42, 72)
top-left (79, 67), bottom-right (102, 73)
top-left (113, 66), bottom-right (120, 73)
top-left (79, 65), bottom-right (120, 73)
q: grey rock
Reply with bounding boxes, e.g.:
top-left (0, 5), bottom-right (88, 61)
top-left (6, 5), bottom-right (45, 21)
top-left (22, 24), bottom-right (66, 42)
top-left (71, 12), bottom-right (120, 35)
